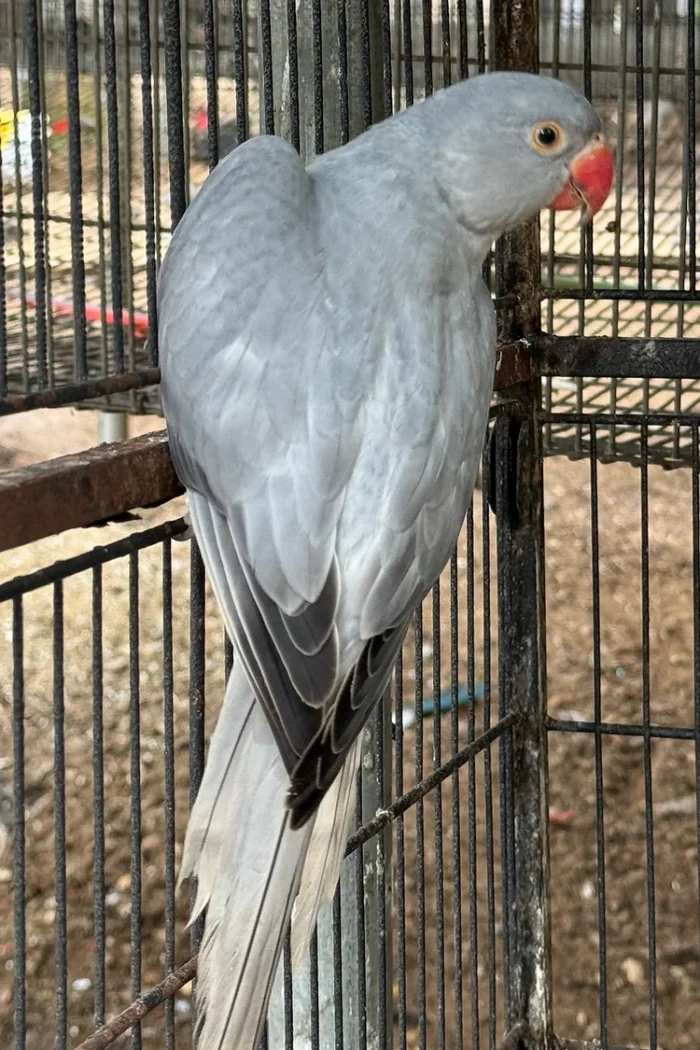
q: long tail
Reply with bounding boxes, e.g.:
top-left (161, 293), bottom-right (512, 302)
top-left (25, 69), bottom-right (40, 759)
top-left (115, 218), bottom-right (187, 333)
top-left (180, 663), bottom-right (313, 1050)
top-left (290, 733), bottom-right (363, 970)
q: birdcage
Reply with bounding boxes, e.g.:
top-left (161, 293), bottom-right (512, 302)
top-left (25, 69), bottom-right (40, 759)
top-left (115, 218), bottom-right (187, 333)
top-left (1, 2), bottom-right (699, 1050)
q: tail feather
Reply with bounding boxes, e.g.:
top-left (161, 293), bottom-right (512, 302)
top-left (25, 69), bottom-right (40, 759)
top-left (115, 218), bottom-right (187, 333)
top-left (290, 735), bottom-right (363, 970)
top-left (181, 664), bottom-right (313, 1050)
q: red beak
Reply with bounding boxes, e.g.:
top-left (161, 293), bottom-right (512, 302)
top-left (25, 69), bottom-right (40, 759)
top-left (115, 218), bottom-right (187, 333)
top-left (549, 138), bottom-right (614, 224)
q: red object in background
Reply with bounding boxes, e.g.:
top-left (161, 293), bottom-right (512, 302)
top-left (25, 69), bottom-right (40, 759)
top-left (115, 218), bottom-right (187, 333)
top-left (548, 808), bottom-right (575, 825)
top-left (19, 291), bottom-right (150, 339)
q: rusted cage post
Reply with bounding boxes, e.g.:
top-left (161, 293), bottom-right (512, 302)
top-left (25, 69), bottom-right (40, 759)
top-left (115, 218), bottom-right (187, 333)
top-left (266, 3), bottom-right (394, 1047)
top-left (491, 1), bottom-right (554, 1046)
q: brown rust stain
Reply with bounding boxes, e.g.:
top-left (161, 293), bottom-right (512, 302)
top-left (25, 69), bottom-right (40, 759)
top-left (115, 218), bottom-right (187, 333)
top-left (0, 431), bottom-right (183, 553)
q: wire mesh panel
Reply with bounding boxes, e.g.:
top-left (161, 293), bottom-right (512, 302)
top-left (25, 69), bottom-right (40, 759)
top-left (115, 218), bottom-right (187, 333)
top-left (0, 471), bottom-right (510, 1049)
top-left (543, 414), bottom-right (700, 1049)
top-left (1, 1), bottom-right (700, 1050)
top-left (539, 2), bottom-right (700, 466)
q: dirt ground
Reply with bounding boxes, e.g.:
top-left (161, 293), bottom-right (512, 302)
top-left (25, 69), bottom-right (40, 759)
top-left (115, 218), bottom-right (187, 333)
top-left (0, 410), bottom-right (698, 1050)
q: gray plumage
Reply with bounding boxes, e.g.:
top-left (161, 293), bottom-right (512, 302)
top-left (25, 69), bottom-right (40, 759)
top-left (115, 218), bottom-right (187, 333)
top-left (158, 71), bottom-right (604, 1050)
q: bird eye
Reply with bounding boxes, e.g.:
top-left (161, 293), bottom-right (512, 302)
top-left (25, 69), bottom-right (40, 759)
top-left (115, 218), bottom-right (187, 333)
top-left (531, 121), bottom-right (564, 152)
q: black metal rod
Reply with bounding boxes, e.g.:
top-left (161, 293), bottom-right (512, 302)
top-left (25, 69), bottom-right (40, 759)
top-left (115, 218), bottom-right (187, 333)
top-left (62, 0), bottom-right (88, 380)
top-left (0, 519), bottom-right (188, 602)
top-left (53, 581), bottom-right (68, 1050)
top-left (13, 596), bottom-right (26, 1050)
top-left (92, 566), bottom-right (106, 1027)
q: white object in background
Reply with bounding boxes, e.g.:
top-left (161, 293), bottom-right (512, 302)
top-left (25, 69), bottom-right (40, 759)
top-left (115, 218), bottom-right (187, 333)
top-left (98, 411), bottom-right (128, 444)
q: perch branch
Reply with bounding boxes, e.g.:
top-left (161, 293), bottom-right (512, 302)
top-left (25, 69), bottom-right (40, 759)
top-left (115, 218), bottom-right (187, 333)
top-left (73, 956), bottom-right (197, 1050)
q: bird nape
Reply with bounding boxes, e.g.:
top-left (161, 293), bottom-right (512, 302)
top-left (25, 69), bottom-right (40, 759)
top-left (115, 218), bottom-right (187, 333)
top-left (157, 70), bottom-right (612, 1050)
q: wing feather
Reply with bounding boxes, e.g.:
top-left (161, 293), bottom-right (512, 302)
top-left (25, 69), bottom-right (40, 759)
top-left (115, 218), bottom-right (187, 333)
top-left (160, 134), bottom-right (496, 827)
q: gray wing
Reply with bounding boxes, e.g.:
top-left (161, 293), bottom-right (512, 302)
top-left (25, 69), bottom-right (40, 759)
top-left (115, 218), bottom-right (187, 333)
top-left (159, 135), bottom-right (492, 825)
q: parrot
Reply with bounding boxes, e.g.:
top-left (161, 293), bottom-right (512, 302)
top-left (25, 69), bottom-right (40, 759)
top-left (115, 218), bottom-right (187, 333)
top-left (157, 70), bottom-right (613, 1050)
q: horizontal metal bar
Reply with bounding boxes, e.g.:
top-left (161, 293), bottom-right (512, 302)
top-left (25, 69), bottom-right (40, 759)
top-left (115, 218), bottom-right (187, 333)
top-left (0, 518), bottom-right (188, 601)
top-left (2, 334), bottom-right (699, 558)
top-left (534, 336), bottom-right (700, 380)
top-left (541, 287), bottom-right (700, 302)
top-left (558, 1042), bottom-right (648, 1050)
top-left (0, 342), bottom-right (532, 417)
top-left (0, 369), bottom-right (161, 415)
top-left (542, 411), bottom-right (699, 427)
top-left (0, 432), bottom-right (184, 554)
top-left (546, 716), bottom-right (696, 741)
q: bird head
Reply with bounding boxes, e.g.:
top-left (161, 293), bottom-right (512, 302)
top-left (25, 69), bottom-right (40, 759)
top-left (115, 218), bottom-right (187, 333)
top-left (428, 72), bottom-right (613, 236)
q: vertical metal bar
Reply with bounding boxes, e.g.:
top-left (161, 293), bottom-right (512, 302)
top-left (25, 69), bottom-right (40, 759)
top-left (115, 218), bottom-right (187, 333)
top-left (163, 0), bottom-right (187, 227)
top-left (588, 422), bottom-right (609, 1045)
top-left (309, 932), bottom-right (320, 1050)
top-left (53, 582), bottom-right (67, 1050)
top-left (491, 4), bottom-right (552, 1044)
top-left (440, 0), bottom-right (451, 87)
top-left (450, 548), bottom-right (464, 1050)
top-left (36, 0), bottom-right (54, 386)
top-left (162, 540), bottom-right (176, 1050)
top-left (643, 1), bottom-right (662, 341)
top-left (8, 0), bottom-right (30, 392)
top-left (286, 0), bottom-right (300, 150)
top-left (63, 0), bottom-right (87, 380)
top-left (92, 566), bottom-right (106, 1027)
top-left (402, 0), bottom-right (413, 105)
top-left (639, 423), bottom-right (657, 1050)
top-left (414, 606), bottom-right (427, 1050)
top-left (189, 539), bottom-right (206, 956)
top-left (25, 0), bottom-right (48, 386)
top-left (92, 0), bottom-right (109, 376)
top-left (151, 0), bottom-right (164, 267)
top-left (138, 0), bottom-right (159, 362)
top-left (432, 581), bottom-right (446, 1050)
top-left (354, 769), bottom-right (368, 1050)
top-left (103, 0), bottom-right (125, 373)
top-left (465, 511), bottom-right (480, 1050)
top-left (129, 551), bottom-right (142, 1050)
top-left (481, 439), bottom-right (497, 1050)
top-left (686, 0), bottom-right (696, 294)
top-left (692, 422), bottom-right (700, 988)
top-left (457, 0), bottom-right (468, 80)
top-left (313, 0), bottom-right (324, 153)
top-left (395, 649), bottom-right (407, 1050)
top-left (0, 135), bottom-right (6, 400)
top-left (203, 0), bottom-right (219, 168)
top-left (232, 0), bottom-right (249, 144)
top-left (180, 0), bottom-right (191, 205)
top-left (422, 0), bottom-right (432, 96)
top-left (260, 0), bottom-right (276, 133)
top-left (283, 937), bottom-right (294, 1047)
top-left (333, 888), bottom-right (343, 1046)
top-left (608, 0), bottom-right (630, 457)
top-left (13, 596), bottom-right (26, 1050)
top-left (634, 0), bottom-right (646, 295)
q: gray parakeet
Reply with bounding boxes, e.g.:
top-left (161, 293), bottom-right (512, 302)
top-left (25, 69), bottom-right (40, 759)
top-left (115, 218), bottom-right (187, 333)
top-left (158, 70), bottom-right (612, 1050)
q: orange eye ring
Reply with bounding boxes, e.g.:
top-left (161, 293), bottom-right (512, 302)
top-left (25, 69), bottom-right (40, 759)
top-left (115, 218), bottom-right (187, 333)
top-left (530, 120), bottom-right (565, 153)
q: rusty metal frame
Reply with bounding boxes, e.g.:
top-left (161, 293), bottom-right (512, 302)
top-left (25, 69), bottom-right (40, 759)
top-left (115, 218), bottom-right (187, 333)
top-left (0, 342), bottom-right (534, 555)
top-left (0, 430), bottom-right (183, 552)
top-left (5, 334), bottom-right (700, 556)
top-left (2, 335), bottom-right (697, 418)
